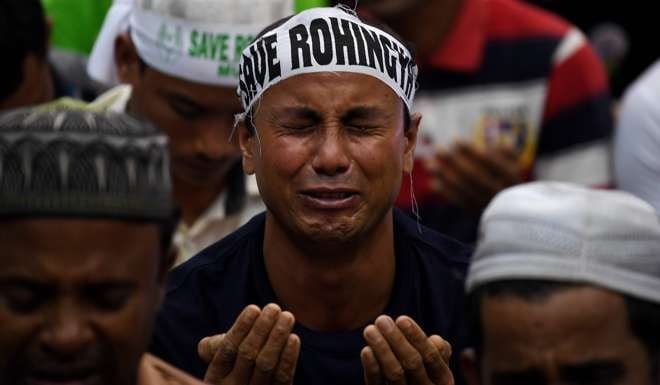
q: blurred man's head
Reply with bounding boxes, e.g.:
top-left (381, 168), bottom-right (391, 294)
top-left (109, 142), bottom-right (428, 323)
top-left (0, 108), bottom-right (175, 385)
top-left (236, 6), bottom-right (420, 245)
top-left (0, 0), bottom-right (54, 110)
top-left (464, 182), bottom-right (660, 385)
top-left (89, 0), bottom-right (294, 191)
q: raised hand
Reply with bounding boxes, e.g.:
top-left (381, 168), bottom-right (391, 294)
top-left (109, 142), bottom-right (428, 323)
top-left (361, 315), bottom-right (453, 385)
top-left (198, 303), bottom-right (300, 385)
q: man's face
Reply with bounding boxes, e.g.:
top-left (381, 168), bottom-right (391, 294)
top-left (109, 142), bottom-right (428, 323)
top-left (465, 286), bottom-right (653, 385)
top-left (0, 219), bottom-right (164, 385)
top-left (240, 72), bottom-right (419, 244)
top-left (125, 61), bottom-right (242, 188)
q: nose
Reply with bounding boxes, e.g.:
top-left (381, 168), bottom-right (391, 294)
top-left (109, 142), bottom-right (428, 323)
top-left (40, 303), bottom-right (94, 358)
top-left (311, 127), bottom-right (351, 177)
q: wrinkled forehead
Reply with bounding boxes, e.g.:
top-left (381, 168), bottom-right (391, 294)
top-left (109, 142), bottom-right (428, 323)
top-left (258, 71), bottom-right (404, 108)
top-left (0, 218), bottom-right (161, 278)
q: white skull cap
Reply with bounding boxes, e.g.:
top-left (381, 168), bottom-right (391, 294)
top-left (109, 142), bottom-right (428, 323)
top-left (88, 0), bottom-right (295, 85)
top-left (466, 181), bottom-right (660, 304)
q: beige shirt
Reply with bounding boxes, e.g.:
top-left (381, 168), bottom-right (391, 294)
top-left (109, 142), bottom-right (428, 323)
top-left (173, 176), bottom-right (264, 265)
top-left (137, 354), bottom-right (204, 385)
top-left (91, 86), bottom-right (265, 265)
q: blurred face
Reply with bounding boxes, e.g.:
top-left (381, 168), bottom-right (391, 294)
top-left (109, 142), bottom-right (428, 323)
top-left (240, 72), bottom-right (419, 244)
top-left (463, 287), bottom-right (653, 385)
top-left (0, 219), bottom-right (164, 385)
top-left (117, 36), bottom-right (242, 188)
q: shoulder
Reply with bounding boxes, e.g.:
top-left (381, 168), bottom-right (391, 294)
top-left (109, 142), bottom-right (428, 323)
top-left (486, 0), bottom-right (571, 39)
top-left (394, 209), bottom-right (472, 270)
top-left (165, 212), bottom-right (266, 294)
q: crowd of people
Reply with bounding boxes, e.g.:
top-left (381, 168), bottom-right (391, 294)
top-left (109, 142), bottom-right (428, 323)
top-left (0, 0), bottom-right (659, 385)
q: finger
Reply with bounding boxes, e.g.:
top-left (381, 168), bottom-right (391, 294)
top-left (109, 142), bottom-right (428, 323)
top-left (363, 324), bottom-right (406, 385)
top-left (232, 303), bottom-right (282, 383)
top-left (202, 305), bottom-right (261, 382)
top-left (433, 157), bottom-right (485, 209)
top-left (199, 305), bottom-right (261, 363)
top-left (198, 334), bottom-right (225, 364)
top-left (429, 335), bottom-right (452, 363)
top-left (396, 316), bottom-right (451, 384)
top-left (427, 335), bottom-right (454, 385)
top-left (273, 334), bottom-right (301, 385)
top-left (361, 346), bottom-right (384, 385)
top-left (451, 144), bottom-right (508, 195)
top-left (431, 173), bottom-right (472, 209)
top-left (486, 147), bottom-right (522, 184)
top-left (250, 311), bottom-right (296, 385)
top-left (458, 142), bottom-right (520, 185)
top-left (375, 316), bottom-right (430, 384)
top-left (497, 143), bottom-right (518, 161)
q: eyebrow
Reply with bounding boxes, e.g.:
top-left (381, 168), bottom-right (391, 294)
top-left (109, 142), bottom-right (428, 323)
top-left (275, 106), bottom-right (320, 119)
top-left (341, 106), bottom-right (388, 122)
top-left (492, 368), bottom-right (546, 385)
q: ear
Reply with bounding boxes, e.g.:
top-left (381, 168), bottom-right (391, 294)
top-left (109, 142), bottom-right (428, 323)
top-left (403, 112), bottom-right (421, 174)
top-left (114, 33), bottom-right (141, 85)
top-left (461, 348), bottom-right (482, 385)
top-left (238, 117), bottom-right (257, 175)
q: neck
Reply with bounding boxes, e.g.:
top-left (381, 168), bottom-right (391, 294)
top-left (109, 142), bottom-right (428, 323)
top-left (382, 0), bottom-right (462, 61)
top-left (263, 211), bottom-right (397, 331)
top-left (173, 176), bottom-right (225, 225)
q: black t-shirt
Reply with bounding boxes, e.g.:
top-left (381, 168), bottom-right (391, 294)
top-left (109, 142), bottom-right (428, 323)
top-left (150, 209), bottom-right (471, 385)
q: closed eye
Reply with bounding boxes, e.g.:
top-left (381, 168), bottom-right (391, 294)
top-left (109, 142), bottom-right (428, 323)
top-left (341, 106), bottom-right (387, 134)
top-left (272, 107), bottom-right (321, 133)
top-left (83, 282), bottom-right (136, 312)
top-left (0, 280), bottom-right (52, 314)
top-left (166, 94), bottom-right (206, 119)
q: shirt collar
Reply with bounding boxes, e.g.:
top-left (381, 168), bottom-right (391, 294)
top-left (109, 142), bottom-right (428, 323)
top-left (426, 0), bottom-right (488, 72)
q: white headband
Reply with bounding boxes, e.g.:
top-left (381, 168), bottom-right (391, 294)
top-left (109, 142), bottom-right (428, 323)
top-left (130, 8), bottom-right (258, 86)
top-left (87, 0), bottom-right (294, 86)
top-left (237, 6), bottom-right (418, 113)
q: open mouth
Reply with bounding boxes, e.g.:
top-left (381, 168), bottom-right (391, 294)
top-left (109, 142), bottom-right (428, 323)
top-left (300, 189), bottom-right (360, 209)
top-left (305, 191), bottom-right (355, 200)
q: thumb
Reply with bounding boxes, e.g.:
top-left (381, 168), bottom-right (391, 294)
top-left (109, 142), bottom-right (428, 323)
top-left (198, 334), bottom-right (225, 364)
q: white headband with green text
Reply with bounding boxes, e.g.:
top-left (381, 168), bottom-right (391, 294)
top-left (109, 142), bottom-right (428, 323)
top-left (130, 7), bottom-right (262, 86)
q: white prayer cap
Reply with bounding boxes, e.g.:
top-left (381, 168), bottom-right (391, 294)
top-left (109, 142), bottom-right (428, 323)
top-left (88, 0), bottom-right (134, 85)
top-left (466, 182), bottom-right (660, 304)
top-left (88, 0), bottom-right (295, 86)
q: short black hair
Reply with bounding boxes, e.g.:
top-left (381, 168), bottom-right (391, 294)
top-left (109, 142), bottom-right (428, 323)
top-left (0, 0), bottom-right (48, 101)
top-left (244, 8), bottom-right (415, 135)
top-left (467, 280), bottom-right (660, 383)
